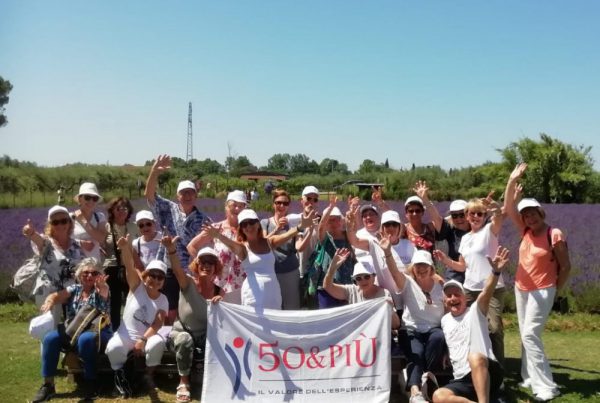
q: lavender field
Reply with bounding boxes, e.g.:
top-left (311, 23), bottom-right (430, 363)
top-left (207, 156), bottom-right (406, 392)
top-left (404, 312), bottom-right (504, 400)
top-left (1, 198), bottom-right (599, 312)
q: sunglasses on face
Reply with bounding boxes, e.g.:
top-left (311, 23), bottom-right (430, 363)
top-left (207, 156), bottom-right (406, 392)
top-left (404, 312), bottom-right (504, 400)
top-left (354, 274), bottom-right (372, 282)
top-left (305, 197), bottom-right (318, 203)
top-left (82, 271), bottom-right (100, 277)
top-left (383, 222), bottom-right (400, 228)
top-left (468, 211), bottom-right (485, 217)
top-left (407, 209), bottom-right (423, 215)
top-left (451, 212), bottom-right (465, 219)
top-left (148, 272), bottom-right (165, 281)
top-left (138, 221), bottom-right (153, 229)
top-left (50, 218), bottom-right (70, 226)
top-left (199, 257), bottom-right (217, 266)
top-left (116, 206), bottom-right (129, 212)
top-left (240, 219), bottom-right (259, 228)
top-left (274, 200), bottom-right (290, 206)
top-left (82, 195), bottom-right (99, 202)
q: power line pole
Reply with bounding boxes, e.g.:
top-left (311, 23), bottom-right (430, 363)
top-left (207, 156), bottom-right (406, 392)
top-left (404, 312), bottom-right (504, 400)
top-left (186, 102), bottom-right (193, 162)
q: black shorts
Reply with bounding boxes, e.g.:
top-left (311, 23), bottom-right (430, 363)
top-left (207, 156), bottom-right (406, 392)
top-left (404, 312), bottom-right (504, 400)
top-left (445, 359), bottom-right (504, 400)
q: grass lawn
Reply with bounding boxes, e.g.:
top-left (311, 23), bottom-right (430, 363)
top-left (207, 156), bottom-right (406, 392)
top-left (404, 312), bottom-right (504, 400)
top-left (1, 307), bottom-right (599, 402)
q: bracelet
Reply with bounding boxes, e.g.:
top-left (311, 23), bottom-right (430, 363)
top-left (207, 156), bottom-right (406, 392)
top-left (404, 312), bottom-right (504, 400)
top-left (139, 336), bottom-right (148, 343)
top-left (384, 254), bottom-right (392, 258)
top-left (493, 271), bottom-right (501, 276)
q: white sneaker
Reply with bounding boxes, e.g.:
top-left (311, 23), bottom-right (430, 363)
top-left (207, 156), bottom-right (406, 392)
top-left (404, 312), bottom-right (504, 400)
top-left (519, 379), bottom-right (532, 389)
top-left (535, 389), bottom-right (560, 401)
top-left (409, 393), bottom-right (428, 403)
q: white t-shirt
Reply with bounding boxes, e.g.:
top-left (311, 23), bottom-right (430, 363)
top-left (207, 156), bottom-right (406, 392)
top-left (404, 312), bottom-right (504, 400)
top-left (72, 211), bottom-right (106, 262)
top-left (458, 223), bottom-right (504, 291)
top-left (391, 239), bottom-right (415, 268)
top-left (400, 275), bottom-right (444, 332)
top-left (132, 231), bottom-right (168, 268)
top-left (118, 283), bottom-right (168, 340)
top-left (441, 300), bottom-right (497, 380)
top-left (341, 285), bottom-right (391, 304)
top-left (355, 227), bottom-right (378, 259)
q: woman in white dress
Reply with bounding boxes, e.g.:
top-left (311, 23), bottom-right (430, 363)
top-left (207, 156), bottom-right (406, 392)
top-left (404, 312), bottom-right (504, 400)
top-left (204, 209), bottom-right (314, 310)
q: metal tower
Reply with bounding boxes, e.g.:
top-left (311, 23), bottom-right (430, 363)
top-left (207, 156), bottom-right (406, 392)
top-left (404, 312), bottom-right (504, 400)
top-left (186, 102), bottom-right (193, 162)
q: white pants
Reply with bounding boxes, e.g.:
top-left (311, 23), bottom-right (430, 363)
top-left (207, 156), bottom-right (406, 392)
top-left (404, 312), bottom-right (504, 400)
top-left (105, 331), bottom-right (165, 369)
top-left (515, 286), bottom-right (559, 396)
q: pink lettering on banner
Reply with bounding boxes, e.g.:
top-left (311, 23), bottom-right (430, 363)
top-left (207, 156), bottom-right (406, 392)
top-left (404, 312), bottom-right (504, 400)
top-left (258, 335), bottom-right (378, 372)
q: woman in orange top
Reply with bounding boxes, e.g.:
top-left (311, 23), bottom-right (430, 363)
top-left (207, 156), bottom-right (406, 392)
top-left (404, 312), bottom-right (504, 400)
top-left (504, 163), bottom-right (571, 402)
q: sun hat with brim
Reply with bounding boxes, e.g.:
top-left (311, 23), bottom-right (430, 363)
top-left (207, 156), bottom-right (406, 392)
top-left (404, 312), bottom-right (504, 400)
top-left (135, 210), bottom-right (155, 224)
top-left (177, 180), bottom-right (196, 194)
top-left (237, 209), bottom-right (260, 224)
top-left (302, 186), bottom-right (319, 196)
top-left (145, 260), bottom-right (167, 275)
top-left (197, 246), bottom-right (219, 259)
top-left (411, 250), bottom-right (434, 266)
top-left (517, 198), bottom-right (542, 213)
top-left (352, 261), bottom-right (375, 278)
top-left (227, 190), bottom-right (247, 205)
top-left (381, 210), bottom-right (401, 224)
top-left (47, 205), bottom-right (70, 220)
top-left (75, 182), bottom-right (102, 202)
top-left (448, 199), bottom-right (468, 212)
top-left (360, 204), bottom-right (378, 216)
top-left (404, 195), bottom-right (424, 208)
top-left (443, 279), bottom-right (465, 294)
top-left (29, 311), bottom-right (55, 340)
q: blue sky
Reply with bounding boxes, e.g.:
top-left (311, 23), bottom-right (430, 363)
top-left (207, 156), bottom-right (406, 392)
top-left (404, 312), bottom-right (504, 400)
top-left (1, 1), bottom-right (599, 171)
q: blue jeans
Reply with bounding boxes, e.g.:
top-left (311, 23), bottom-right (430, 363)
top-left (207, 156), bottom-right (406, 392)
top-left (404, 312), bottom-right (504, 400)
top-left (42, 327), bottom-right (113, 380)
top-left (405, 327), bottom-right (446, 388)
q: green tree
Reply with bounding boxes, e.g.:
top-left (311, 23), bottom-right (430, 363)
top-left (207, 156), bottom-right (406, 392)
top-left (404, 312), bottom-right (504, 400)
top-left (499, 133), bottom-right (594, 203)
top-left (0, 76), bottom-right (13, 127)
top-left (225, 155), bottom-right (256, 176)
top-left (267, 153), bottom-right (291, 173)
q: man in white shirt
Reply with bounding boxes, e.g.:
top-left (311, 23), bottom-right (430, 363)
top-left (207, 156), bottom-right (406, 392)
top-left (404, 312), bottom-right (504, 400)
top-left (433, 247), bottom-right (509, 403)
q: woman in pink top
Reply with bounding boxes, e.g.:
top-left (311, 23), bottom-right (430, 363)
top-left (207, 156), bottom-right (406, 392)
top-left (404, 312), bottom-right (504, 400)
top-left (504, 163), bottom-right (571, 402)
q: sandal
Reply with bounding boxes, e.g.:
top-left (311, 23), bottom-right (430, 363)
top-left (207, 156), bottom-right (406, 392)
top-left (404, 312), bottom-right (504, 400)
top-left (176, 383), bottom-right (191, 403)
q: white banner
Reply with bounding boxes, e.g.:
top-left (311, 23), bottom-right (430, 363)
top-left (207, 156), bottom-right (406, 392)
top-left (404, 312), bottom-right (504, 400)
top-left (202, 299), bottom-right (391, 403)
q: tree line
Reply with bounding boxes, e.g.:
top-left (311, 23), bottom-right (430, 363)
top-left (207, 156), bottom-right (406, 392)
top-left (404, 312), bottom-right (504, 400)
top-left (1, 134), bottom-right (599, 207)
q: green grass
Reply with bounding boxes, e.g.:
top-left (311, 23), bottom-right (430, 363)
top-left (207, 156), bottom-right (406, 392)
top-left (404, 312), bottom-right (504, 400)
top-left (1, 304), bottom-right (599, 402)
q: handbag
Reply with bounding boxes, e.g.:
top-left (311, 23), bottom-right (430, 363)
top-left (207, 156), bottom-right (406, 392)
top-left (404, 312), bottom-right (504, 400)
top-left (11, 242), bottom-right (52, 302)
top-left (58, 304), bottom-right (110, 352)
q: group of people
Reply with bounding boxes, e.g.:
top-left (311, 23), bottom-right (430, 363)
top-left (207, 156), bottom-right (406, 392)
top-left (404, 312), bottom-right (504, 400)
top-left (22, 155), bottom-right (570, 403)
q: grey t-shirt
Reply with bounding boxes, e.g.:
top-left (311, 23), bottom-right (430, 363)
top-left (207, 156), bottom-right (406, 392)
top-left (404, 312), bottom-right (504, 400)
top-left (261, 217), bottom-right (299, 274)
top-left (172, 279), bottom-right (208, 337)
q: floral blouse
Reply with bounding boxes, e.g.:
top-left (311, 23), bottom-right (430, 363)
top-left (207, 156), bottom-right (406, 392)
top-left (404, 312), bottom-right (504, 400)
top-left (213, 226), bottom-right (246, 293)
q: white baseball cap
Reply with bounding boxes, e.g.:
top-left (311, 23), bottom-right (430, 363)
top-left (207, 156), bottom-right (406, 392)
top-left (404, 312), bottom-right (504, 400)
top-left (352, 261), bottom-right (375, 278)
top-left (47, 205), bottom-right (70, 220)
top-left (449, 199), bottom-right (468, 212)
top-left (177, 180), bottom-right (196, 194)
top-left (237, 209), bottom-right (260, 224)
top-left (302, 186), bottom-right (319, 197)
top-left (75, 182), bottom-right (102, 202)
top-left (517, 198), bottom-right (542, 212)
top-left (381, 210), bottom-right (401, 224)
top-left (227, 190), bottom-right (247, 205)
top-left (360, 204), bottom-right (378, 215)
top-left (135, 210), bottom-right (155, 224)
top-left (326, 206), bottom-right (343, 217)
top-left (404, 196), bottom-right (424, 208)
top-left (197, 246), bottom-right (219, 259)
top-left (411, 250), bottom-right (434, 266)
top-left (443, 279), bottom-right (465, 294)
top-left (145, 260), bottom-right (167, 274)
